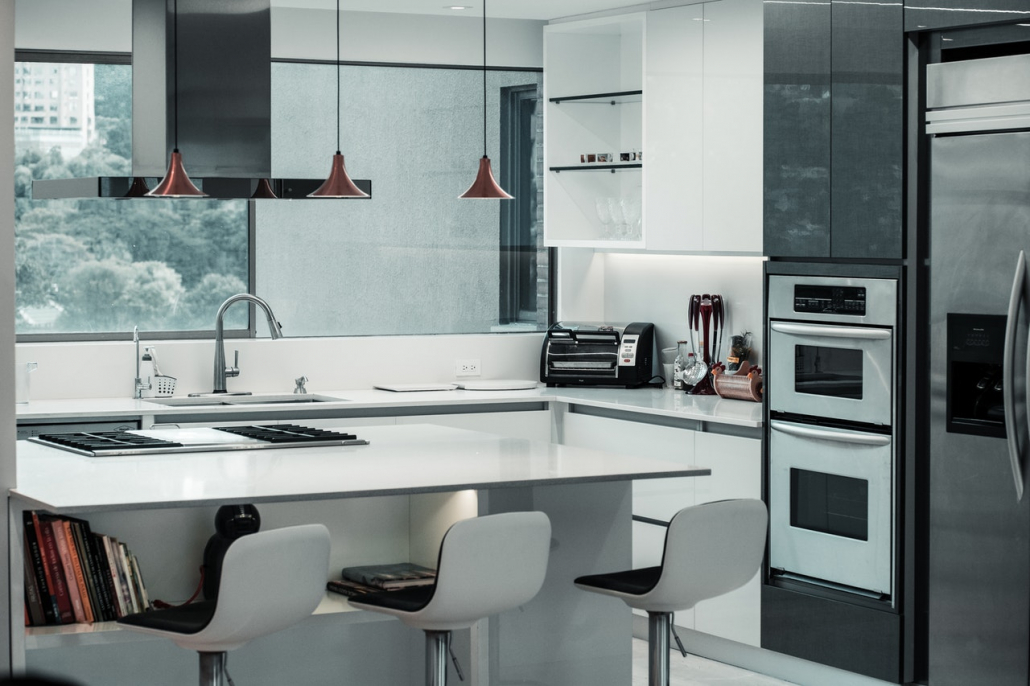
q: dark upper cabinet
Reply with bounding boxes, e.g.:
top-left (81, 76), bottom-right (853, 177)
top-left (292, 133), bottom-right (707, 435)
top-left (830, 0), bottom-right (904, 259)
top-left (763, 0), bottom-right (831, 258)
top-left (906, 0), bottom-right (1030, 32)
top-left (764, 0), bottom-right (904, 260)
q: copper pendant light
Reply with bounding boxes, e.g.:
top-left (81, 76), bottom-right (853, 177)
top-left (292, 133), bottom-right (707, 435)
top-left (148, 0), bottom-right (206, 198)
top-left (459, 0), bottom-right (512, 200)
top-left (123, 176), bottom-right (150, 198)
top-left (309, 0), bottom-right (369, 198)
top-left (251, 178), bottom-right (279, 199)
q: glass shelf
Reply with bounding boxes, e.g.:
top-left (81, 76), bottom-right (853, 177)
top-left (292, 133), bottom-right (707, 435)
top-left (549, 164), bottom-right (642, 173)
top-left (548, 90), bottom-right (642, 105)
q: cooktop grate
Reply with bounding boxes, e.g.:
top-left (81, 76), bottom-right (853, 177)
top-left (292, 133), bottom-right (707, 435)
top-left (34, 432), bottom-right (184, 452)
top-left (214, 425), bottom-right (358, 443)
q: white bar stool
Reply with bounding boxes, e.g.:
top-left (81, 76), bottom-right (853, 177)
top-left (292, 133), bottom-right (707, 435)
top-left (348, 511), bottom-right (552, 686)
top-left (574, 499), bottom-right (768, 686)
top-left (118, 524), bottom-right (331, 686)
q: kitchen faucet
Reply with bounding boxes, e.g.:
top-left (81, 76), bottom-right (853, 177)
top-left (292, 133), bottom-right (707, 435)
top-left (132, 325), bottom-right (151, 400)
top-left (190, 294), bottom-right (283, 396)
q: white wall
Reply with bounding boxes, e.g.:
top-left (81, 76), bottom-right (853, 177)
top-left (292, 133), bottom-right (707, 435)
top-left (13, 1), bottom-right (544, 69)
top-left (2, 0), bottom-right (17, 673)
top-left (273, 9), bottom-right (544, 67)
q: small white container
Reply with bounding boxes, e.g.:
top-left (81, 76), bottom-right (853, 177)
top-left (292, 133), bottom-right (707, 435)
top-left (15, 362), bottom-right (37, 404)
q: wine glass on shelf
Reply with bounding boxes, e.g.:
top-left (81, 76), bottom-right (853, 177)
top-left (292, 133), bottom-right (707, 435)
top-left (608, 197), bottom-right (626, 240)
top-left (595, 197), bottom-right (614, 239)
top-left (621, 197), bottom-right (641, 240)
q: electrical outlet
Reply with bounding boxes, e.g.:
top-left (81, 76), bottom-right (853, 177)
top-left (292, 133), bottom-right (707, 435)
top-left (455, 358), bottom-right (481, 377)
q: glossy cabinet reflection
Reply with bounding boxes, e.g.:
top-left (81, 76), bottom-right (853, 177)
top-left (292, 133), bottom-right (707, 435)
top-left (906, 0), bottom-right (1030, 32)
top-left (764, 0), bottom-right (903, 260)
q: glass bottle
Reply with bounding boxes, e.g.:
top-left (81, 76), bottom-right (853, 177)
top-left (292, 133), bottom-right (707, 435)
top-left (673, 341), bottom-right (691, 391)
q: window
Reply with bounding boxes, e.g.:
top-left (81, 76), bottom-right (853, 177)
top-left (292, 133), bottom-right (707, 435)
top-left (262, 62), bottom-right (547, 336)
top-left (14, 60), bottom-right (250, 336)
top-left (14, 57), bottom-right (548, 339)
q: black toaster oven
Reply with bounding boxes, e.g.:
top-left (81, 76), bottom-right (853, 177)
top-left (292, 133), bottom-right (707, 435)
top-left (540, 322), bottom-right (659, 388)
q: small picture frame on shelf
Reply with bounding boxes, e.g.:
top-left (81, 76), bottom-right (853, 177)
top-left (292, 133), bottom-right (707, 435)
top-left (597, 153), bottom-right (612, 163)
top-left (620, 152), bottom-right (632, 162)
top-left (583, 153), bottom-right (596, 163)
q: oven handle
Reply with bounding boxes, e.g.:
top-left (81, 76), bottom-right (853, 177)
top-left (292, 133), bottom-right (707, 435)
top-left (770, 322), bottom-right (891, 340)
top-left (770, 420), bottom-right (892, 446)
top-left (1004, 250), bottom-right (1027, 501)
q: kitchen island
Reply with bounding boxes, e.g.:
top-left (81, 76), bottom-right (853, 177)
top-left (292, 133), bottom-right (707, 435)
top-left (11, 423), bottom-right (709, 685)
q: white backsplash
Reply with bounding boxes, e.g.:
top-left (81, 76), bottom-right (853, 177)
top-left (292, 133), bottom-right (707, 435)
top-left (15, 334), bottom-right (545, 401)
top-left (563, 251), bottom-right (766, 366)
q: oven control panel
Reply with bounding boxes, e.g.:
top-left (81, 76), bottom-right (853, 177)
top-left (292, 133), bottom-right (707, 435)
top-left (794, 285), bottom-right (866, 316)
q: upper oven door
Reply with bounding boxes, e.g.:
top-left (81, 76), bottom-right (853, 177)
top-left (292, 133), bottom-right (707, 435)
top-left (769, 321), bottom-right (893, 426)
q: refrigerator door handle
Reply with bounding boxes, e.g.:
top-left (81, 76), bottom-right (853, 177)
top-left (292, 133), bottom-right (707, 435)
top-left (1004, 250), bottom-right (1026, 501)
top-left (770, 420), bottom-right (892, 446)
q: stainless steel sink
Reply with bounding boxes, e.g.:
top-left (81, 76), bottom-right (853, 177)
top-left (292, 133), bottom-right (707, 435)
top-left (147, 394), bottom-right (344, 407)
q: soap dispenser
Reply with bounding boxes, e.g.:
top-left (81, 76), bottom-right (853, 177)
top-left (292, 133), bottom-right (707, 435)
top-left (139, 348), bottom-right (156, 399)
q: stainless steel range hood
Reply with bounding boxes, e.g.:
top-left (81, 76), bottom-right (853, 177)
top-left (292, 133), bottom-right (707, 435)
top-left (33, 0), bottom-right (370, 200)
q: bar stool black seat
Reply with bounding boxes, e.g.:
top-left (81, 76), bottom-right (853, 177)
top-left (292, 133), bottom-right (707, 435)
top-left (575, 499), bottom-right (768, 686)
top-left (349, 511), bottom-right (552, 686)
top-left (117, 524), bottom-right (330, 686)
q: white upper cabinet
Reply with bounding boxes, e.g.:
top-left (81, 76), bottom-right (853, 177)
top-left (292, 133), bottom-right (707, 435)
top-left (702, 0), bottom-right (764, 253)
top-left (545, 1), bottom-right (763, 254)
top-left (543, 14), bottom-right (645, 248)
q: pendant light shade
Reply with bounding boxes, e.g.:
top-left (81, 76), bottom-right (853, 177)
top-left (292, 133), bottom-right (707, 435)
top-left (460, 156), bottom-right (513, 199)
top-left (251, 177), bottom-right (279, 199)
top-left (123, 176), bottom-right (151, 198)
top-left (147, 0), bottom-right (207, 198)
top-left (460, 0), bottom-right (512, 200)
top-left (309, 0), bottom-right (368, 198)
top-left (149, 150), bottom-right (207, 198)
top-left (309, 153), bottom-right (368, 198)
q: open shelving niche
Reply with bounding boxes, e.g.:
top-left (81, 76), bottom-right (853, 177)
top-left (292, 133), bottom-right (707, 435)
top-left (544, 13), bottom-right (645, 249)
top-left (13, 489), bottom-right (478, 655)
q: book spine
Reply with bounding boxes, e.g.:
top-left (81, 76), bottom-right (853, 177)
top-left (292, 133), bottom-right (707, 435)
top-left (36, 515), bottom-right (73, 623)
top-left (50, 519), bottom-right (85, 624)
top-left (24, 512), bottom-right (57, 624)
top-left (22, 536), bottom-right (46, 626)
top-left (101, 535), bottom-right (128, 618)
top-left (68, 521), bottom-right (102, 623)
top-left (88, 533), bottom-right (116, 622)
top-left (128, 554), bottom-right (150, 611)
top-left (79, 524), bottom-right (114, 622)
top-left (62, 520), bottom-right (94, 623)
top-left (117, 543), bottom-right (141, 614)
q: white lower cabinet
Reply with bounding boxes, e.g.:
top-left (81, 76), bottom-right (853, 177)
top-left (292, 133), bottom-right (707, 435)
top-left (395, 409), bottom-right (552, 442)
top-left (561, 410), bottom-right (761, 646)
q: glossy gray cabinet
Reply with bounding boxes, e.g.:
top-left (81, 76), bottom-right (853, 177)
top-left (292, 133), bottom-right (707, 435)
top-left (763, 0), bottom-right (831, 258)
top-left (764, 0), bottom-right (903, 259)
top-left (906, 0), bottom-right (1030, 32)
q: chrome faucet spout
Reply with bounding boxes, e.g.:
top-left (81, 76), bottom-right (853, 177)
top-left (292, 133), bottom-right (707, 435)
top-left (208, 294), bottom-right (284, 394)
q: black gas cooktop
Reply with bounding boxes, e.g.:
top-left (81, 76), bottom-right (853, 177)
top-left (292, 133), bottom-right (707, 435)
top-left (29, 425), bottom-right (368, 457)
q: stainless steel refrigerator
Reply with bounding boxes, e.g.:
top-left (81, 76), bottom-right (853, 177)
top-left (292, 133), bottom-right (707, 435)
top-left (927, 53), bottom-right (1030, 686)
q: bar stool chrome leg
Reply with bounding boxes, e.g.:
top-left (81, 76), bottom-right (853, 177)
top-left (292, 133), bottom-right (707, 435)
top-left (426, 630), bottom-right (451, 686)
top-left (648, 611), bottom-right (671, 686)
top-left (199, 651), bottom-right (228, 686)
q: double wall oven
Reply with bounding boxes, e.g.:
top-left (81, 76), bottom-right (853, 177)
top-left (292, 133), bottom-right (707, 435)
top-left (766, 274), bottom-right (899, 599)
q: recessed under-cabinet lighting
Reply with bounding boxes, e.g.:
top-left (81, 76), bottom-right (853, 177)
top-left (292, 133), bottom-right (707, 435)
top-left (447, 5), bottom-right (471, 9)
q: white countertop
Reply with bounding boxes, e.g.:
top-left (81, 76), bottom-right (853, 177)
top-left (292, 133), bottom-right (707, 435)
top-left (13, 423), bottom-right (710, 514)
top-left (15, 386), bottom-right (763, 428)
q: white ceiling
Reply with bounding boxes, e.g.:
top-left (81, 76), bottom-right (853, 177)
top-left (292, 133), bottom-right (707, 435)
top-left (270, 0), bottom-right (645, 21)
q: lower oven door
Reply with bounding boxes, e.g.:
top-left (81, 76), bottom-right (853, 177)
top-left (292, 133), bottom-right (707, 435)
top-left (769, 321), bottom-right (893, 426)
top-left (769, 419), bottom-right (893, 597)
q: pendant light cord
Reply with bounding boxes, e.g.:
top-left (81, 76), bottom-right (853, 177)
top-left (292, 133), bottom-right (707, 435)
top-left (482, 0), bottom-right (487, 157)
top-left (336, 0), bottom-right (341, 155)
top-left (173, 0), bottom-right (179, 152)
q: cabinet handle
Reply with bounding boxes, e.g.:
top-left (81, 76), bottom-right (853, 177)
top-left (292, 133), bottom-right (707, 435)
top-left (770, 322), bottom-right (891, 340)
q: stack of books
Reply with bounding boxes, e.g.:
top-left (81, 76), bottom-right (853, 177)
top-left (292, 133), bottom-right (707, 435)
top-left (22, 511), bottom-right (151, 626)
top-left (327, 562), bottom-right (436, 598)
